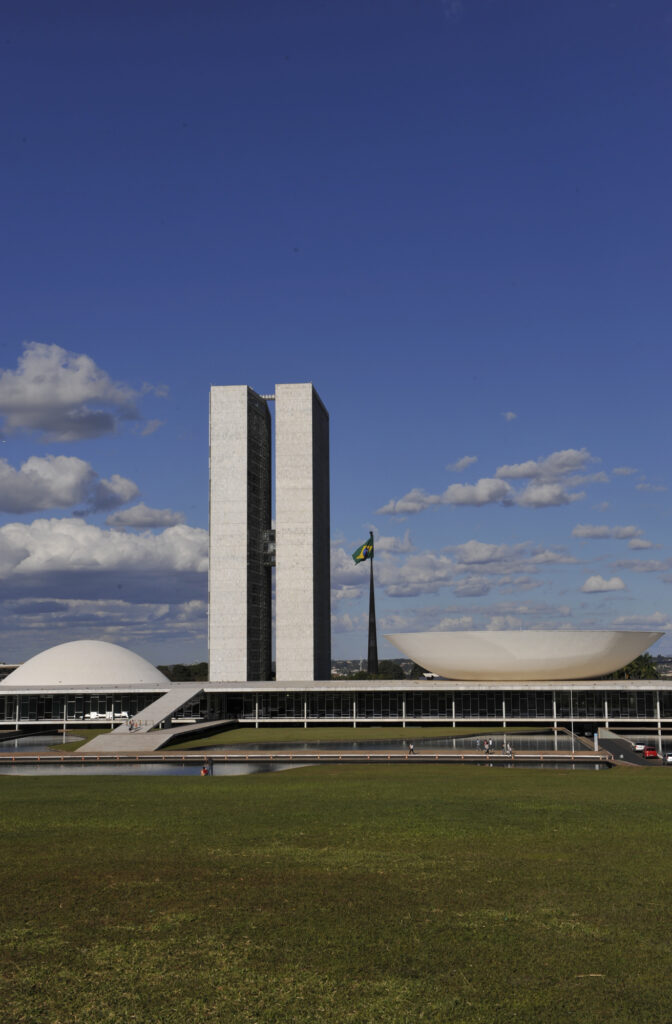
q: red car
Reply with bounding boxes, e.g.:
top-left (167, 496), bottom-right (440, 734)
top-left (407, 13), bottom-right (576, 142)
top-left (643, 747), bottom-right (659, 759)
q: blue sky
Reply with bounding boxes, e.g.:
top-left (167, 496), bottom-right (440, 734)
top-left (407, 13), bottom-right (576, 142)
top-left (1, 0), bottom-right (671, 665)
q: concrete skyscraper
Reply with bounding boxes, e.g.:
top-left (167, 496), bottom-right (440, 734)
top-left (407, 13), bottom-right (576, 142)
top-left (209, 382), bottom-right (330, 682)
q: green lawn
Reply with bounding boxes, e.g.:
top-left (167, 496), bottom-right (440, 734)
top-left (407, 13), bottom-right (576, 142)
top-left (1, 766), bottom-right (670, 1023)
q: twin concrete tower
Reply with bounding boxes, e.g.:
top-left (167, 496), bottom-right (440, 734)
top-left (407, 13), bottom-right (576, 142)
top-left (209, 383), bottom-right (331, 682)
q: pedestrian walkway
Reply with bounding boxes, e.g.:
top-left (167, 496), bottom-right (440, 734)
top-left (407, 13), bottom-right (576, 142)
top-left (79, 685), bottom-right (204, 752)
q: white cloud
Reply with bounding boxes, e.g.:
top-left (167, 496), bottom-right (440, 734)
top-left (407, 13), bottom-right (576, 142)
top-left (628, 538), bottom-right (652, 550)
top-left (496, 448), bottom-right (593, 480)
top-left (447, 455), bottom-right (478, 472)
top-left (581, 575), bottom-right (626, 593)
top-left (331, 611), bottom-right (368, 634)
top-left (516, 482), bottom-right (584, 508)
top-left (0, 518), bottom-right (208, 579)
top-left (613, 466), bottom-right (637, 476)
top-left (0, 456), bottom-right (138, 514)
top-left (378, 478), bottom-right (513, 514)
top-left (613, 612), bottom-right (670, 629)
top-left (0, 596), bottom-right (207, 661)
top-left (106, 503), bottom-right (186, 529)
top-left (141, 419), bottom-right (164, 436)
top-left (377, 488), bottom-right (441, 515)
top-left (331, 585), bottom-right (363, 602)
top-left (636, 482), bottom-right (667, 492)
top-left (379, 448), bottom-right (603, 517)
top-left (433, 615), bottom-right (474, 629)
top-left (341, 538), bottom-right (577, 601)
top-left (503, 411), bottom-right (517, 421)
top-left (487, 614), bottom-right (523, 629)
top-left (453, 540), bottom-right (511, 564)
top-left (0, 343), bottom-right (143, 440)
top-left (613, 557), bottom-right (670, 573)
top-left (379, 552), bottom-right (455, 597)
top-left (373, 529), bottom-right (413, 554)
top-left (93, 474), bottom-right (140, 510)
top-left (572, 524), bottom-right (641, 540)
top-left (442, 478), bottom-right (513, 506)
top-left (453, 578), bottom-right (491, 597)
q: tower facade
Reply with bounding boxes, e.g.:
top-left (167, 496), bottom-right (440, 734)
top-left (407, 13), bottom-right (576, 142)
top-left (208, 382), bottom-right (330, 682)
top-left (209, 386), bottom-right (272, 681)
top-left (275, 384), bottom-right (331, 681)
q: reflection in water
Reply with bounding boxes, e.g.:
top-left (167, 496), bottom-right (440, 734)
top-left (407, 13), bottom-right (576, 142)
top-left (0, 732), bottom-right (81, 753)
top-left (0, 762), bottom-right (301, 777)
top-left (211, 732), bottom-right (574, 753)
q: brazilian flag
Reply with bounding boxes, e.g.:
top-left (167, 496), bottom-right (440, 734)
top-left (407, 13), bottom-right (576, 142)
top-left (352, 535), bottom-right (374, 564)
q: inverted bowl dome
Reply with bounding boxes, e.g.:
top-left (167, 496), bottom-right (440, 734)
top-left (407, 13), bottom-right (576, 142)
top-left (384, 630), bottom-right (664, 681)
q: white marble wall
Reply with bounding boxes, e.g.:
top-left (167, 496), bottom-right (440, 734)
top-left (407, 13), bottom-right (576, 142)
top-left (209, 386), bottom-right (253, 681)
top-left (275, 383), bottom-right (331, 680)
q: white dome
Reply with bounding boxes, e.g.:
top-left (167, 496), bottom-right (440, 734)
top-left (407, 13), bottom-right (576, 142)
top-left (2, 640), bottom-right (169, 689)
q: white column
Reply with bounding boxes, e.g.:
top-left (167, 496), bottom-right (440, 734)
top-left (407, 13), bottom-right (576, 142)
top-left (275, 383), bottom-right (331, 681)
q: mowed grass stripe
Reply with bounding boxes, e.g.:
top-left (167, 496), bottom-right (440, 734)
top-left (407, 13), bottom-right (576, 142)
top-left (1, 766), bottom-right (671, 1023)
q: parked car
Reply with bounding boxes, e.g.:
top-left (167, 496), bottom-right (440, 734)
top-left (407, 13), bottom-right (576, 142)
top-left (643, 746), bottom-right (659, 759)
top-left (634, 743), bottom-right (646, 752)
top-left (665, 753), bottom-right (672, 764)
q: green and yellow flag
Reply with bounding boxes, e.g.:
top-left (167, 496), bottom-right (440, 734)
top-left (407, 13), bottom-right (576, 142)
top-left (352, 535), bottom-right (374, 564)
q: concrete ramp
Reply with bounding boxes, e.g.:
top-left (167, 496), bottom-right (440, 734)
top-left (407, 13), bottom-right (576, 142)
top-left (79, 685), bottom-right (204, 752)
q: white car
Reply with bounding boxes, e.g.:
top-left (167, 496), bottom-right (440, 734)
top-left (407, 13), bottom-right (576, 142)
top-left (634, 743), bottom-right (646, 752)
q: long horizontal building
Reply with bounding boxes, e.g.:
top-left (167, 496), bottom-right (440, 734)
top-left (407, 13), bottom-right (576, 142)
top-left (0, 642), bottom-right (671, 735)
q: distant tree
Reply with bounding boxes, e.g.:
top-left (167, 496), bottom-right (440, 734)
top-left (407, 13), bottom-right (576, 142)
top-left (599, 654), bottom-right (659, 680)
top-left (157, 662), bottom-right (209, 682)
top-left (407, 662), bottom-right (426, 679)
top-left (376, 660), bottom-right (406, 680)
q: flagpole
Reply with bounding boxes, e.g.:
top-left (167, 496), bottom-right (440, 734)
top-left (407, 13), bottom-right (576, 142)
top-left (367, 532), bottom-right (379, 675)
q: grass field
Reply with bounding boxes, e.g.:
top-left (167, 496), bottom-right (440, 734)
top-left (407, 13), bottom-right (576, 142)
top-left (169, 723), bottom-right (544, 749)
top-left (1, 765), bottom-right (671, 1023)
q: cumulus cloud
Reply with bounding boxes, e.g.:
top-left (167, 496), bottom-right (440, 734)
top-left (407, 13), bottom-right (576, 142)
top-left (381, 552), bottom-right (456, 597)
top-left (572, 524), bottom-right (641, 540)
top-left (0, 456), bottom-right (139, 514)
top-left (487, 614), bottom-right (523, 629)
top-left (613, 612), bottom-right (670, 629)
top-left (516, 482), bottom-right (584, 508)
top-left (330, 536), bottom-right (577, 602)
top-left (434, 615), bottom-right (474, 629)
top-left (377, 489), bottom-right (441, 515)
top-left (377, 478), bottom-right (513, 515)
top-left (0, 596), bottom-right (207, 662)
top-left (141, 419), bottom-right (164, 436)
top-left (379, 448), bottom-right (601, 516)
top-left (0, 518), bottom-right (207, 580)
top-left (453, 578), bottom-right (491, 597)
top-left (636, 481), bottom-right (667, 492)
top-left (106, 503), bottom-right (186, 529)
top-left (629, 538), bottom-right (652, 550)
top-left (496, 448), bottom-right (593, 480)
top-left (581, 575), bottom-right (626, 593)
top-left (374, 530), bottom-right (413, 554)
top-left (447, 455), bottom-right (478, 472)
top-left (613, 466), bottom-right (637, 476)
top-left (0, 343), bottom-right (161, 441)
top-left (612, 557), bottom-right (670, 573)
top-left (442, 478), bottom-right (513, 506)
top-left (503, 411), bottom-right (517, 421)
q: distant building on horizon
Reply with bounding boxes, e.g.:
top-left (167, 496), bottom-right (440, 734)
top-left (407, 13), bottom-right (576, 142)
top-left (209, 383), bottom-right (331, 682)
